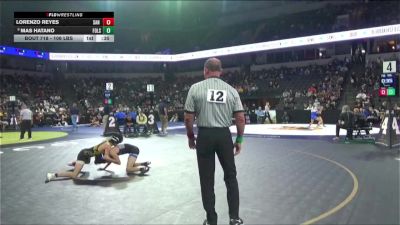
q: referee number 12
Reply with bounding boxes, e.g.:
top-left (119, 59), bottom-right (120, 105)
top-left (207, 89), bottom-right (227, 104)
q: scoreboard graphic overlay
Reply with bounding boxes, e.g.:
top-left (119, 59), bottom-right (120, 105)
top-left (376, 60), bottom-right (400, 149)
top-left (379, 61), bottom-right (399, 97)
top-left (14, 12), bottom-right (114, 42)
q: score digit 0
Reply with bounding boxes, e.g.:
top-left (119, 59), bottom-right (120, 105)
top-left (379, 88), bottom-right (387, 97)
top-left (102, 18), bottom-right (114, 26)
top-left (103, 27), bottom-right (114, 34)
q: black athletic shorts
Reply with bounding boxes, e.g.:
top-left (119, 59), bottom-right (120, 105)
top-left (119, 144), bottom-right (140, 158)
top-left (77, 148), bottom-right (94, 164)
top-left (94, 154), bottom-right (106, 164)
top-left (93, 144), bottom-right (141, 164)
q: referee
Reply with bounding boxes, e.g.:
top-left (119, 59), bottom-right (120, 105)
top-left (184, 58), bottom-right (245, 225)
top-left (20, 104), bottom-right (33, 140)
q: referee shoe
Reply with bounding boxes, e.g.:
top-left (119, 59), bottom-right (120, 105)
top-left (203, 219), bottom-right (217, 225)
top-left (229, 218), bottom-right (244, 225)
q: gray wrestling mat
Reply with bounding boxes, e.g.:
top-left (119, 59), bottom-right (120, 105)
top-left (75, 171), bottom-right (130, 181)
top-left (1, 133), bottom-right (399, 224)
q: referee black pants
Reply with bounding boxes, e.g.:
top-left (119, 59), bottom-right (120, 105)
top-left (20, 120), bottom-right (32, 139)
top-left (335, 122), bottom-right (353, 139)
top-left (196, 127), bottom-right (239, 224)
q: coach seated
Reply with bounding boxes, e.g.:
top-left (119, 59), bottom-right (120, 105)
top-left (353, 108), bottom-right (371, 137)
top-left (333, 105), bottom-right (354, 141)
top-left (115, 109), bottom-right (126, 131)
top-left (365, 106), bottom-right (380, 125)
top-left (281, 111), bottom-right (290, 124)
top-left (135, 109), bottom-right (148, 135)
top-left (124, 110), bottom-right (137, 137)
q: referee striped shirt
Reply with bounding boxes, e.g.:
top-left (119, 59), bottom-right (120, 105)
top-left (20, 108), bottom-right (32, 120)
top-left (184, 77), bottom-right (244, 128)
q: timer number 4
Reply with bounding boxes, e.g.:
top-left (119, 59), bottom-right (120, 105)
top-left (383, 61), bottom-right (396, 73)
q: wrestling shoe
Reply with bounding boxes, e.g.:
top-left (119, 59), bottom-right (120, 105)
top-left (229, 218), bottom-right (244, 225)
top-left (141, 161), bottom-right (151, 167)
top-left (139, 166), bottom-right (150, 174)
top-left (45, 173), bottom-right (56, 183)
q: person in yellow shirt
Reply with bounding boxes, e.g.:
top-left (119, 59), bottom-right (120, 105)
top-left (135, 109), bottom-right (148, 135)
top-left (136, 110), bottom-right (148, 125)
top-left (0, 110), bottom-right (8, 132)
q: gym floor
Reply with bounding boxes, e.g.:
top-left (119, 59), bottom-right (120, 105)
top-left (1, 124), bottom-right (399, 225)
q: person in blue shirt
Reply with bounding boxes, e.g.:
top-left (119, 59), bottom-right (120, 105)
top-left (255, 106), bottom-right (265, 124)
top-left (362, 107), bottom-right (371, 119)
top-left (129, 110), bottom-right (137, 121)
top-left (308, 102), bottom-right (324, 128)
top-left (114, 109), bottom-right (126, 127)
top-left (354, 107), bottom-right (370, 135)
top-left (124, 109), bottom-right (137, 137)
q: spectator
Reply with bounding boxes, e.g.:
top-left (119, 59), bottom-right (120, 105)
top-left (255, 106), bottom-right (265, 124)
top-left (264, 102), bottom-right (273, 124)
top-left (281, 111), bottom-right (290, 124)
top-left (169, 113), bottom-right (179, 123)
top-left (307, 84), bottom-right (317, 97)
top-left (19, 104), bottom-right (33, 140)
top-left (70, 103), bottom-right (79, 131)
top-left (158, 98), bottom-right (169, 135)
top-left (354, 107), bottom-right (370, 135)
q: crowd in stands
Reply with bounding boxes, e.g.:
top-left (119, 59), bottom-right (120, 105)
top-left (3, 51), bottom-right (400, 130)
top-left (221, 70), bottom-right (261, 96)
top-left (0, 72), bottom-right (70, 128)
top-left (2, 55), bottom-right (399, 130)
top-left (65, 58), bottom-right (352, 126)
top-left (259, 58), bottom-right (348, 111)
top-left (67, 75), bottom-right (203, 124)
